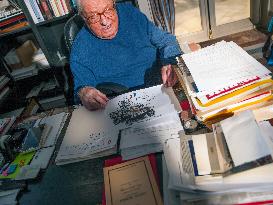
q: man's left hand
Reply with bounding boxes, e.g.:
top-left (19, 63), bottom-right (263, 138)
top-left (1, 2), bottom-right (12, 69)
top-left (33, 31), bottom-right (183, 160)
top-left (161, 64), bottom-right (177, 87)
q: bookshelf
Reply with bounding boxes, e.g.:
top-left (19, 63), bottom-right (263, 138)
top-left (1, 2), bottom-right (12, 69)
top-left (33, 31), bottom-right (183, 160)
top-left (16, 0), bottom-right (75, 67)
top-left (0, 0), bottom-right (74, 113)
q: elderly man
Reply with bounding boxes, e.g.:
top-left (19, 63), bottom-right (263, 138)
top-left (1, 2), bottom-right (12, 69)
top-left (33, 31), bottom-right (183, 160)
top-left (71, 0), bottom-right (182, 110)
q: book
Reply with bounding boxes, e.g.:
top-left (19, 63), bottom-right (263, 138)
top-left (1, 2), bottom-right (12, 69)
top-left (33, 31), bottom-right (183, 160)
top-left (45, 0), bottom-right (54, 17)
top-left (59, 0), bottom-right (68, 14)
top-left (0, 13), bottom-right (25, 28)
top-left (24, 0), bottom-right (39, 23)
top-left (48, 0), bottom-right (60, 17)
top-left (64, 0), bottom-right (72, 12)
top-left (55, 0), bottom-right (65, 16)
top-left (0, 21), bottom-right (28, 34)
top-left (103, 156), bottom-right (163, 205)
top-left (102, 154), bottom-right (160, 205)
top-left (29, 0), bottom-right (44, 22)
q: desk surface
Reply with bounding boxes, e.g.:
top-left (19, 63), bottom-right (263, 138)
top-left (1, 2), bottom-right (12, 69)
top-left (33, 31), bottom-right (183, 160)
top-left (17, 94), bottom-right (174, 204)
top-left (19, 155), bottom-right (163, 205)
top-left (20, 157), bottom-right (106, 205)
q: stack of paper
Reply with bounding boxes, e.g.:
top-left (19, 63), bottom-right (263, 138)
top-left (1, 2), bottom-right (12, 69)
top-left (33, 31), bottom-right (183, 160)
top-left (162, 111), bottom-right (273, 204)
top-left (178, 41), bottom-right (273, 123)
top-left (120, 116), bottom-right (182, 160)
top-left (56, 85), bottom-right (182, 164)
top-left (112, 84), bottom-right (182, 160)
top-left (29, 112), bottom-right (69, 168)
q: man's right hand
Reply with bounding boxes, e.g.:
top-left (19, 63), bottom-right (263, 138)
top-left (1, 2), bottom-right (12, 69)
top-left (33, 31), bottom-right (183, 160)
top-left (78, 86), bottom-right (109, 111)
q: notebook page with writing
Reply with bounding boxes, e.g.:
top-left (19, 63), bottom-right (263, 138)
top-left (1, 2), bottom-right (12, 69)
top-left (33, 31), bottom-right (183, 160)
top-left (182, 41), bottom-right (271, 94)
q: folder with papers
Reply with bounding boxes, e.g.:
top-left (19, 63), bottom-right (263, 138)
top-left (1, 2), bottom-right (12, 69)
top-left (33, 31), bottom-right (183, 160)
top-left (177, 41), bottom-right (273, 123)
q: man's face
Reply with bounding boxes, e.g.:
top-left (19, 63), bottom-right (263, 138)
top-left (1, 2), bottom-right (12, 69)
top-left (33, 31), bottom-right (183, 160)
top-left (81, 0), bottom-right (118, 39)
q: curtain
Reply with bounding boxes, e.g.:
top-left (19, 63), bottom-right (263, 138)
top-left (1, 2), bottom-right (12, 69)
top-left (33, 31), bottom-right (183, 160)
top-left (148, 0), bottom-right (176, 34)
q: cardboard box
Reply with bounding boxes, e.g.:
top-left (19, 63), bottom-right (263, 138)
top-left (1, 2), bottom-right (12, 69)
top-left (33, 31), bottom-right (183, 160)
top-left (16, 40), bottom-right (38, 67)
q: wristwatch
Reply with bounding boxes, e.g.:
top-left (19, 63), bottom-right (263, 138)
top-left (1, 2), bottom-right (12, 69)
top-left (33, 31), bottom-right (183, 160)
top-left (183, 119), bottom-right (198, 132)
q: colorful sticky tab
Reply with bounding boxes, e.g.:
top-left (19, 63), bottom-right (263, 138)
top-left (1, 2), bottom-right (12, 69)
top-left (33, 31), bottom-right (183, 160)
top-left (0, 163), bottom-right (10, 174)
top-left (7, 164), bottom-right (17, 174)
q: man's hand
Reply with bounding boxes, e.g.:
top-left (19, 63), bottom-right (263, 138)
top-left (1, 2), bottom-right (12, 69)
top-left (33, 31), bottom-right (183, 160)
top-left (161, 64), bottom-right (177, 87)
top-left (78, 86), bottom-right (109, 111)
top-left (188, 42), bottom-right (201, 52)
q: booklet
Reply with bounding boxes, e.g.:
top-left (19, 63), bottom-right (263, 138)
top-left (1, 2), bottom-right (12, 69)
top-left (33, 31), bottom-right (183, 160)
top-left (103, 156), bottom-right (163, 205)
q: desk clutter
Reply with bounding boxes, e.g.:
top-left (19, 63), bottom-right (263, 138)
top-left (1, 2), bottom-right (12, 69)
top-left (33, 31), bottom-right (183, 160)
top-left (177, 41), bottom-right (273, 124)
top-left (0, 111), bottom-right (68, 204)
top-left (163, 110), bottom-right (273, 204)
top-left (1, 46), bottom-right (273, 204)
top-left (55, 85), bottom-right (182, 165)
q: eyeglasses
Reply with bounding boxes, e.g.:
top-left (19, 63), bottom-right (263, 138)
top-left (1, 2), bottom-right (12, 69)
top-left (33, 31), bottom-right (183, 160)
top-left (85, 7), bottom-right (116, 24)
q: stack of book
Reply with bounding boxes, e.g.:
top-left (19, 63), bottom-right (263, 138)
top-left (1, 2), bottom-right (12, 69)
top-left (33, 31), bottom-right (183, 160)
top-left (177, 41), bottom-right (273, 124)
top-left (0, 2), bottom-right (27, 34)
top-left (163, 110), bottom-right (273, 204)
top-left (25, 0), bottom-right (73, 24)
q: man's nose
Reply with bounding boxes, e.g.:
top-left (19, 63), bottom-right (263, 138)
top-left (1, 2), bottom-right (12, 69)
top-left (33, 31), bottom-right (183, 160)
top-left (100, 14), bottom-right (109, 26)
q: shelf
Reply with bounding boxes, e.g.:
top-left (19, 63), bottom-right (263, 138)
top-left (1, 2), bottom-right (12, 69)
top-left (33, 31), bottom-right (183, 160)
top-left (11, 65), bottom-right (39, 81)
top-left (36, 13), bottom-right (74, 27)
top-left (0, 76), bottom-right (10, 90)
top-left (0, 24), bottom-right (31, 38)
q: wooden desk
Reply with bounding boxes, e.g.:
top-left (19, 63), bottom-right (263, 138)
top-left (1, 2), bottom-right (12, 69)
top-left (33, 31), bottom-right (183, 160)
top-left (18, 108), bottom-right (164, 205)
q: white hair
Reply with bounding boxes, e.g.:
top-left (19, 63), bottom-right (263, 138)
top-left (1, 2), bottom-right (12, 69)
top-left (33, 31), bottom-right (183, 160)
top-left (75, 0), bottom-right (83, 14)
top-left (76, 0), bottom-right (116, 15)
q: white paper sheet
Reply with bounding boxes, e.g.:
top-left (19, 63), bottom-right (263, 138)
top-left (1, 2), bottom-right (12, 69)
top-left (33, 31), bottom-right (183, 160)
top-left (105, 85), bottom-right (180, 128)
top-left (192, 134), bottom-right (211, 175)
top-left (162, 155), bottom-right (181, 205)
top-left (31, 146), bottom-right (55, 169)
top-left (220, 110), bottom-right (271, 166)
top-left (121, 143), bottom-right (163, 160)
top-left (258, 121), bottom-right (273, 155)
top-left (55, 106), bottom-right (119, 162)
top-left (163, 138), bottom-right (195, 191)
top-left (182, 41), bottom-right (271, 93)
top-left (36, 112), bottom-right (69, 147)
top-left (120, 122), bottom-right (182, 149)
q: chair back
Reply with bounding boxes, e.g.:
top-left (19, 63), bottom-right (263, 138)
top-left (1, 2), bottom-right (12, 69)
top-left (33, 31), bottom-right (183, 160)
top-left (64, 14), bottom-right (85, 54)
